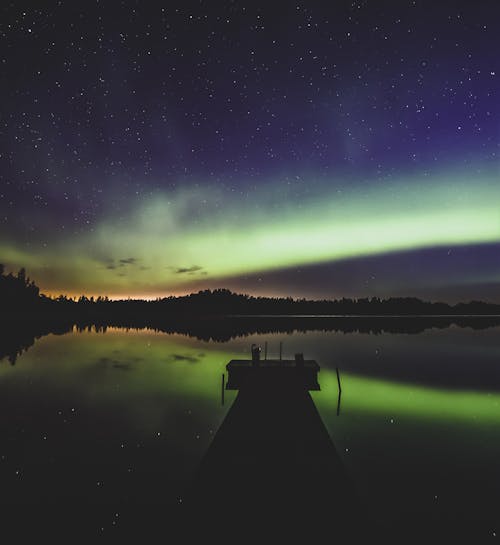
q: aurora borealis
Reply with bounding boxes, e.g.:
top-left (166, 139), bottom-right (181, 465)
top-left (2, 2), bottom-right (500, 301)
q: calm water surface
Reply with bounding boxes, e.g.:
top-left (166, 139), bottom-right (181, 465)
top-left (1, 325), bottom-right (499, 541)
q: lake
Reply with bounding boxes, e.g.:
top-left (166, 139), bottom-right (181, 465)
top-left (0, 324), bottom-right (499, 541)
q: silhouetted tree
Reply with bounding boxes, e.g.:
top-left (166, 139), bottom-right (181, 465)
top-left (17, 267), bottom-right (26, 284)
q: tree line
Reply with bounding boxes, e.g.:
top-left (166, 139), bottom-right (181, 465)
top-left (2, 265), bottom-right (500, 317)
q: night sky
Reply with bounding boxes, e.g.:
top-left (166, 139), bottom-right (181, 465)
top-left (1, 1), bottom-right (499, 301)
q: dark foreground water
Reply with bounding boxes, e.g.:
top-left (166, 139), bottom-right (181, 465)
top-left (0, 324), bottom-right (499, 542)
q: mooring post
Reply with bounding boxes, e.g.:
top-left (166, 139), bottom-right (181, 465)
top-left (336, 366), bottom-right (342, 393)
top-left (264, 341), bottom-right (268, 360)
top-left (221, 373), bottom-right (225, 406)
top-left (279, 341), bottom-right (283, 361)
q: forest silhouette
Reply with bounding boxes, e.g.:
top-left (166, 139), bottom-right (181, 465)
top-left (2, 264), bottom-right (500, 317)
top-left (1, 264), bottom-right (500, 364)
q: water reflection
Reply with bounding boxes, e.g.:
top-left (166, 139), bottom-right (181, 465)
top-left (3, 314), bottom-right (500, 365)
top-left (0, 327), bottom-right (499, 540)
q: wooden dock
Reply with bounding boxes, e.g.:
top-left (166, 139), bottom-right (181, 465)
top-left (226, 357), bottom-right (320, 391)
top-left (188, 351), bottom-right (365, 540)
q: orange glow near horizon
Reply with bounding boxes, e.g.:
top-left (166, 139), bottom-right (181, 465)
top-left (42, 290), bottom-right (183, 301)
top-left (40, 285), bottom-right (313, 302)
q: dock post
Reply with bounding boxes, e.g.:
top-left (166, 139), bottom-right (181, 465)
top-left (279, 341), bottom-right (282, 361)
top-left (336, 367), bottom-right (342, 415)
top-left (221, 373), bottom-right (225, 406)
top-left (264, 341), bottom-right (268, 360)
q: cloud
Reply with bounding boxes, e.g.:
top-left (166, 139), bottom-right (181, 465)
top-left (175, 265), bottom-right (204, 274)
top-left (102, 257), bottom-right (138, 270)
top-left (119, 257), bottom-right (138, 265)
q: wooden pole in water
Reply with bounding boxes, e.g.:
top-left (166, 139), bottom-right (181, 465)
top-left (221, 373), bottom-right (225, 406)
top-left (264, 341), bottom-right (268, 360)
top-left (336, 367), bottom-right (342, 393)
top-left (279, 341), bottom-right (282, 361)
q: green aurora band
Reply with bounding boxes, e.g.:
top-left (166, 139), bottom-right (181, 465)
top-left (1, 169), bottom-right (499, 297)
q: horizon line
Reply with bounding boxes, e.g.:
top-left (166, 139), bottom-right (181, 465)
top-left (40, 288), bottom-right (499, 307)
